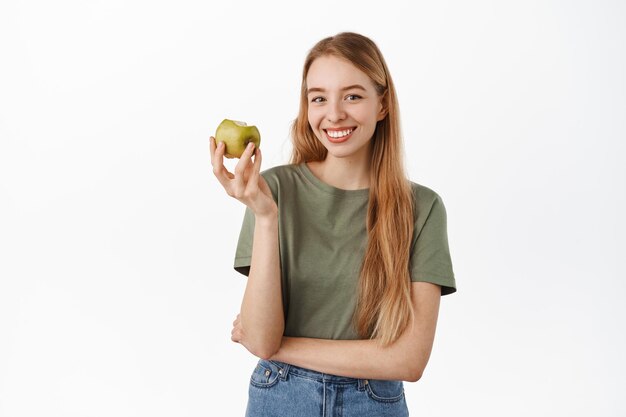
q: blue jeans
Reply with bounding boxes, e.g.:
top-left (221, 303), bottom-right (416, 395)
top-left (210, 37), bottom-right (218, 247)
top-left (245, 358), bottom-right (410, 417)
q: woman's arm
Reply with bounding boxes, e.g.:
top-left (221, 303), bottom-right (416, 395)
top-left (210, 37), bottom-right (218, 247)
top-left (209, 137), bottom-right (284, 361)
top-left (269, 282), bottom-right (441, 382)
top-left (238, 210), bottom-right (284, 360)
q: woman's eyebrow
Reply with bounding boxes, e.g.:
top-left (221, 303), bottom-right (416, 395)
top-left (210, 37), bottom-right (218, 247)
top-left (306, 84), bottom-right (367, 94)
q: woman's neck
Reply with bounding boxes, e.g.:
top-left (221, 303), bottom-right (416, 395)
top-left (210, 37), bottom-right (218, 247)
top-left (307, 154), bottom-right (371, 190)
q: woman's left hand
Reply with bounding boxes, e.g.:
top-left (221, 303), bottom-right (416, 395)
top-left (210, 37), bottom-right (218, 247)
top-left (231, 313), bottom-right (244, 344)
top-left (231, 313), bottom-right (283, 360)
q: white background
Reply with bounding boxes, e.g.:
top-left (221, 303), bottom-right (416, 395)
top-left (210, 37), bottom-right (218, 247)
top-left (1, 0), bottom-right (625, 416)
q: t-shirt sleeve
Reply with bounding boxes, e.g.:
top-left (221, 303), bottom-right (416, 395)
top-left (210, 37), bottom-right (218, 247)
top-left (233, 205), bottom-right (255, 277)
top-left (410, 193), bottom-right (457, 295)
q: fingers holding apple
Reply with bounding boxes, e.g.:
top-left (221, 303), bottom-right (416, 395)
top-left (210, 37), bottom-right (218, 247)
top-left (246, 142), bottom-right (262, 192)
top-left (233, 141), bottom-right (258, 186)
top-left (209, 136), bottom-right (234, 188)
top-left (209, 131), bottom-right (257, 189)
top-left (210, 117), bottom-right (261, 183)
top-left (229, 141), bottom-right (257, 198)
top-left (209, 119), bottom-right (277, 218)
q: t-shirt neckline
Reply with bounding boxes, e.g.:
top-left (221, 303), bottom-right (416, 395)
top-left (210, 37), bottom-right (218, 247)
top-left (298, 162), bottom-right (370, 198)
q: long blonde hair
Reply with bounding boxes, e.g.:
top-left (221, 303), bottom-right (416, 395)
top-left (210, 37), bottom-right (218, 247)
top-left (289, 32), bottom-right (415, 347)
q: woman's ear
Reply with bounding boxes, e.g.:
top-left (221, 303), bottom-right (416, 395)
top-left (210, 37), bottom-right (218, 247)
top-left (377, 92), bottom-right (389, 121)
top-left (377, 101), bottom-right (388, 121)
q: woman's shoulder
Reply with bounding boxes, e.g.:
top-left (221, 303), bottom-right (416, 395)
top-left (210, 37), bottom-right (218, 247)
top-left (409, 180), bottom-right (442, 203)
top-left (258, 163), bottom-right (303, 195)
top-left (260, 163), bottom-right (300, 178)
top-left (408, 180), bottom-right (448, 221)
top-left (260, 163), bottom-right (302, 184)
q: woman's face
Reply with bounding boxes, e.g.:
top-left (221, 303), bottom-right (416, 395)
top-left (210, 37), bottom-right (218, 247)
top-left (306, 55), bottom-right (386, 161)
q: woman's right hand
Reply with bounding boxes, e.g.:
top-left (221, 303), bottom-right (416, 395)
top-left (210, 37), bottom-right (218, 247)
top-left (209, 136), bottom-right (278, 218)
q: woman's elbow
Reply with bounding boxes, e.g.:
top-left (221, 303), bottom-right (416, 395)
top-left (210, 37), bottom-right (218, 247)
top-left (251, 341), bottom-right (281, 360)
top-left (248, 334), bottom-right (282, 360)
top-left (405, 368), bottom-right (423, 382)
top-left (402, 359), bottom-right (425, 382)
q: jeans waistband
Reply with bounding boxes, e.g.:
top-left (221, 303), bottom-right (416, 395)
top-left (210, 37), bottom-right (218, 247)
top-left (264, 359), bottom-right (371, 388)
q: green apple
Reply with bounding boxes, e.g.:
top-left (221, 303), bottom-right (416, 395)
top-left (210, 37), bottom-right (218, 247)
top-left (215, 119), bottom-right (261, 159)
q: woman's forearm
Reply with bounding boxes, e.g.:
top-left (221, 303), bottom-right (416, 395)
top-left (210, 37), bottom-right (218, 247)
top-left (268, 282), bottom-right (441, 382)
top-left (239, 211), bottom-right (284, 359)
top-left (269, 336), bottom-right (419, 382)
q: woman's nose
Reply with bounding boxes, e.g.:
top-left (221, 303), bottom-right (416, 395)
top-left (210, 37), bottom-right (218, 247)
top-left (326, 100), bottom-right (346, 123)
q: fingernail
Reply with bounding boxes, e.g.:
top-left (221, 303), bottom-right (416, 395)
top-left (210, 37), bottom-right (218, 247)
top-left (248, 142), bottom-right (255, 150)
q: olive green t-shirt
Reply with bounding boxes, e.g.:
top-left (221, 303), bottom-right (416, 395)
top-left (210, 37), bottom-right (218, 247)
top-left (233, 162), bottom-right (456, 340)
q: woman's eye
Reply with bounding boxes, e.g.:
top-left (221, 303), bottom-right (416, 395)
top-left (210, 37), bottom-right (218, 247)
top-left (346, 94), bottom-right (362, 101)
top-left (311, 97), bottom-right (325, 103)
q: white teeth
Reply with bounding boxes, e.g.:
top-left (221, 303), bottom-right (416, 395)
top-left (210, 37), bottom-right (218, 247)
top-left (327, 128), bottom-right (353, 138)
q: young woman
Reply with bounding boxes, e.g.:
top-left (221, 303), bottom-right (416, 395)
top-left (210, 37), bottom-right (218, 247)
top-left (210, 31), bottom-right (456, 417)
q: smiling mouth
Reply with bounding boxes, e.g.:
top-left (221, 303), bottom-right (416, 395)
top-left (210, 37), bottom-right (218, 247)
top-left (324, 127), bottom-right (356, 143)
top-left (324, 127), bottom-right (356, 139)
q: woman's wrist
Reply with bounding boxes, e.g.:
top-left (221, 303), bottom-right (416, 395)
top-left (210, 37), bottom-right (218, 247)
top-left (255, 207), bottom-right (278, 226)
